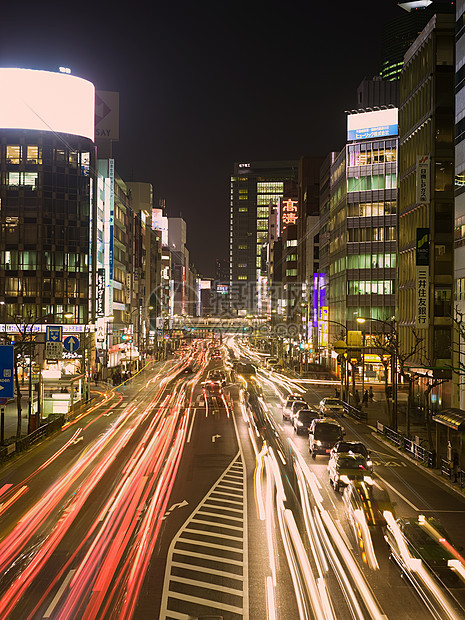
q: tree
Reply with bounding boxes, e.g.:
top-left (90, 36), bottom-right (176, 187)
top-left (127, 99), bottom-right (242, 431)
top-left (371, 322), bottom-right (424, 433)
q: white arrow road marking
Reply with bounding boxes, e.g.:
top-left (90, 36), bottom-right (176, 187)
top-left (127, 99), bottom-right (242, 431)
top-left (71, 437), bottom-right (83, 445)
top-left (162, 499), bottom-right (189, 520)
top-left (212, 434), bottom-right (221, 443)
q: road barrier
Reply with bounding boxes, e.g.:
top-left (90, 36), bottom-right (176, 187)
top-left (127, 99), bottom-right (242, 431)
top-left (342, 401), bottom-right (368, 423)
top-left (376, 421), bottom-right (433, 468)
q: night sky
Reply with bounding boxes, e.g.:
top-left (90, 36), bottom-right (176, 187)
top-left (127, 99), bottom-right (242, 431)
top-left (1, 0), bottom-right (402, 275)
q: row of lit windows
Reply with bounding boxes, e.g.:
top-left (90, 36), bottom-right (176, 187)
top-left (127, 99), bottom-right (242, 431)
top-left (456, 277), bottom-right (465, 300)
top-left (347, 173), bottom-right (397, 192)
top-left (5, 171), bottom-right (38, 189)
top-left (455, 214), bottom-right (465, 246)
top-left (331, 253), bottom-right (396, 274)
top-left (347, 201), bottom-right (396, 217)
top-left (348, 227), bottom-right (396, 242)
top-left (3, 145), bottom-right (90, 169)
top-left (1, 250), bottom-right (86, 271)
top-left (4, 145), bottom-right (41, 164)
top-left (257, 194), bottom-right (281, 205)
top-left (3, 277), bottom-right (86, 296)
top-left (348, 146), bottom-right (397, 167)
top-left (348, 280), bottom-right (394, 295)
top-left (257, 182), bottom-right (284, 193)
top-left (286, 269), bottom-right (297, 277)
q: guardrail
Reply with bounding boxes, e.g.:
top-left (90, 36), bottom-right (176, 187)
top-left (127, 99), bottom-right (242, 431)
top-left (342, 401), bottom-right (368, 423)
top-left (376, 421), bottom-right (433, 468)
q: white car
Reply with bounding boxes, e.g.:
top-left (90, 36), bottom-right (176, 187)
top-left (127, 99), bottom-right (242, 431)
top-left (319, 397), bottom-right (344, 416)
top-left (282, 394), bottom-right (304, 421)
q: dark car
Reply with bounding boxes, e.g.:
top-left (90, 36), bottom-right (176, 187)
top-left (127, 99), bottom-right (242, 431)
top-left (309, 419), bottom-right (344, 459)
top-left (331, 441), bottom-right (373, 471)
top-left (293, 408), bottom-right (321, 435)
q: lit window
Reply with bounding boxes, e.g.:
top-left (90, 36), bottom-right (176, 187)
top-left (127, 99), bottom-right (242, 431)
top-left (238, 275), bottom-right (247, 280)
top-left (26, 146), bottom-right (41, 164)
top-left (6, 146), bottom-right (21, 164)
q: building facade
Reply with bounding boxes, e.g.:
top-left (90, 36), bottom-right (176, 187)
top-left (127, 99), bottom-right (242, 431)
top-left (398, 12), bottom-right (455, 408)
top-left (229, 160), bottom-right (298, 315)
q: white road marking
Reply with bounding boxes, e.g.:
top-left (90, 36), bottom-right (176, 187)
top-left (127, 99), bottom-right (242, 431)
top-left (187, 408), bottom-right (197, 443)
top-left (376, 475), bottom-right (420, 511)
top-left (43, 569), bottom-right (75, 618)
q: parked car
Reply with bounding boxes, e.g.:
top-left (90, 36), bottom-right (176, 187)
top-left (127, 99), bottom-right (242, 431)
top-left (282, 394), bottom-right (304, 421)
top-left (309, 419), bottom-right (344, 459)
top-left (293, 408), bottom-right (321, 435)
top-left (330, 441), bottom-right (373, 472)
top-left (319, 397), bottom-right (344, 416)
top-left (289, 400), bottom-right (308, 425)
top-left (328, 451), bottom-right (371, 492)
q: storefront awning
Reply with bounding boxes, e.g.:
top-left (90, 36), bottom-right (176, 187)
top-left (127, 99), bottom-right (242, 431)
top-left (432, 409), bottom-right (465, 431)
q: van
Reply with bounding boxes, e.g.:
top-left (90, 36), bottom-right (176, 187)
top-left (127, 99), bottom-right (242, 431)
top-left (308, 419), bottom-right (344, 459)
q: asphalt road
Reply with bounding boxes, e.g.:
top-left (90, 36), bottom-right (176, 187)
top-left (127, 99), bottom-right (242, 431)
top-left (0, 339), bottom-right (463, 619)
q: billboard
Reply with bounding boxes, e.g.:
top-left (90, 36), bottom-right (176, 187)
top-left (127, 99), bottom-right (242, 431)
top-left (0, 68), bottom-right (95, 141)
top-left (347, 108), bottom-right (398, 141)
top-left (95, 91), bottom-right (119, 141)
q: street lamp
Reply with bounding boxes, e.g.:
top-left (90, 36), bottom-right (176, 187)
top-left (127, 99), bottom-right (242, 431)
top-left (327, 319), bottom-right (349, 404)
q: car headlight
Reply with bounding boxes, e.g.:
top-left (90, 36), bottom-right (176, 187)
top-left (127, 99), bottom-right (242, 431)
top-left (364, 476), bottom-right (374, 485)
top-left (315, 440), bottom-right (322, 446)
top-left (297, 420), bottom-right (303, 426)
top-left (366, 460), bottom-right (373, 468)
top-left (340, 475), bottom-right (350, 485)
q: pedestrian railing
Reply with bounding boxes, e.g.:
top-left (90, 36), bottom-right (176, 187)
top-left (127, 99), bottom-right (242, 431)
top-left (342, 401), bottom-right (368, 423)
top-left (376, 421), bottom-right (433, 468)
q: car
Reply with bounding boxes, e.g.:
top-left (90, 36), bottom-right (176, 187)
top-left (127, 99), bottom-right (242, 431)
top-left (343, 480), bottom-right (394, 570)
top-left (293, 408), bottom-right (321, 435)
top-left (328, 451), bottom-right (371, 492)
top-left (319, 397), bottom-right (344, 416)
top-left (203, 371), bottom-right (224, 395)
top-left (205, 369), bottom-right (226, 387)
top-left (343, 480), bottom-right (393, 529)
top-left (282, 394), bottom-right (304, 421)
top-left (331, 441), bottom-right (373, 472)
top-left (309, 419), bottom-right (344, 459)
top-left (266, 357), bottom-right (280, 369)
top-left (288, 400), bottom-right (308, 424)
top-left (385, 515), bottom-right (464, 603)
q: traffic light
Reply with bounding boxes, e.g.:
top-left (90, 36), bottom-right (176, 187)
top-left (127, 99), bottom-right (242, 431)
top-left (121, 334), bottom-right (132, 343)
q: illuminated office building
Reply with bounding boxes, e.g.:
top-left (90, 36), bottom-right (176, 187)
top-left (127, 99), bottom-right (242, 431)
top-left (229, 161), bottom-right (298, 314)
top-left (397, 12), bottom-right (455, 406)
top-left (0, 68), bottom-right (96, 326)
top-left (329, 108), bottom-right (398, 342)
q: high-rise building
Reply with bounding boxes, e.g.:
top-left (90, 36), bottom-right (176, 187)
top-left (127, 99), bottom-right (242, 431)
top-left (328, 108), bottom-right (398, 378)
top-left (380, 1), bottom-right (454, 81)
top-left (455, 0), bottom-right (465, 409)
top-left (229, 160), bottom-right (298, 315)
top-left (397, 12), bottom-right (455, 408)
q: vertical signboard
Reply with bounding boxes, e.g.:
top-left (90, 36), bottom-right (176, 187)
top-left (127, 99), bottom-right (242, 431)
top-left (416, 155), bottom-right (430, 204)
top-left (96, 268), bottom-right (105, 317)
top-left (415, 228), bottom-right (430, 329)
top-left (281, 198), bottom-right (298, 231)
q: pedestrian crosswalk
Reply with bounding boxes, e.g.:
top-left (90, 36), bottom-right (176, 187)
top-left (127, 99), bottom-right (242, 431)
top-left (160, 454), bottom-right (247, 619)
